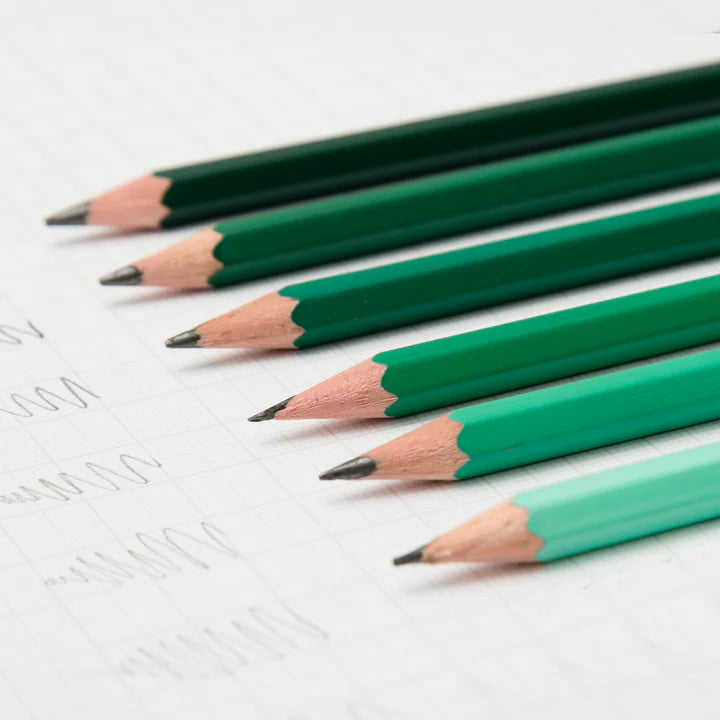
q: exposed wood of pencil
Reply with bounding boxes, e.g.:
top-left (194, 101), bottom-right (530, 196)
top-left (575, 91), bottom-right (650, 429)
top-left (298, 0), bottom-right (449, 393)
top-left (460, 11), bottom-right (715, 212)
top-left (46, 175), bottom-right (171, 227)
top-left (255, 359), bottom-right (396, 420)
top-left (167, 293), bottom-right (303, 350)
top-left (320, 413), bottom-right (468, 481)
top-left (100, 229), bottom-right (224, 289)
top-left (394, 500), bottom-right (544, 565)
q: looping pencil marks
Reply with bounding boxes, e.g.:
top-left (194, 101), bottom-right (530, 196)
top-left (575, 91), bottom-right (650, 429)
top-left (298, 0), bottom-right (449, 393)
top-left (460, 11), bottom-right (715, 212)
top-left (118, 605), bottom-right (328, 680)
top-left (0, 376), bottom-right (99, 419)
top-left (0, 454), bottom-right (162, 506)
top-left (44, 521), bottom-right (238, 588)
top-left (0, 320), bottom-right (44, 345)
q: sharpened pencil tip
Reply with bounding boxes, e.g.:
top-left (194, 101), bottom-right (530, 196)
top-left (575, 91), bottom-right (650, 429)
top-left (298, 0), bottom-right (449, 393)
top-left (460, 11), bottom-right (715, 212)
top-left (99, 265), bottom-right (142, 286)
top-left (248, 397), bottom-right (294, 422)
top-left (319, 455), bottom-right (377, 480)
top-left (164, 329), bottom-right (201, 349)
top-left (45, 200), bottom-right (91, 225)
top-left (393, 545), bottom-right (427, 566)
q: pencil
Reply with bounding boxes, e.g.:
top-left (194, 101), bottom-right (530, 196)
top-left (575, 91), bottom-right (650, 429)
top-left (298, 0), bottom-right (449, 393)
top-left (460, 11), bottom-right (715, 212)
top-left (392, 440), bottom-right (720, 566)
top-left (249, 272), bottom-right (720, 421)
top-left (48, 63), bottom-right (720, 229)
top-left (163, 192), bottom-right (720, 349)
top-left (101, 116), bottom-right (720, 289)
top-left (319, 346), bottom-right (720, 482)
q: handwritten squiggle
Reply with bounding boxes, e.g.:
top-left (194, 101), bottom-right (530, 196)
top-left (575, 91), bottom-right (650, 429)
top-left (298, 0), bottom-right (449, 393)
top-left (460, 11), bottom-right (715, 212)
top-left (0, 376), bottom-right (99, 419)
top-left (0, 454), bottom-right (162, 505)
top-left (0, 320), bottom-right (44, 345)
top-left (44, 521), bottom-right (238, 587)
top-left (118, 605), bottom-right (328, 680)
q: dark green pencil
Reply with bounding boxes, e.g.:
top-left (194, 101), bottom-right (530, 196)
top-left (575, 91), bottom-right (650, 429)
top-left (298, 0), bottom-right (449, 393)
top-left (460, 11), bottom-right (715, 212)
top-left (163, 193), bottom-right (720, 350)
top-left (102, 115), bottom-right (720, 289)
top-left (50, 63), bottom-right (720, 228)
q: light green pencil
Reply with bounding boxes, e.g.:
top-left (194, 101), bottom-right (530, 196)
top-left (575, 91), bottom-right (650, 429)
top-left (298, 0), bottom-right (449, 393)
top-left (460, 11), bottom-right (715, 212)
top-left (393, 440), bottom-right (720, 566)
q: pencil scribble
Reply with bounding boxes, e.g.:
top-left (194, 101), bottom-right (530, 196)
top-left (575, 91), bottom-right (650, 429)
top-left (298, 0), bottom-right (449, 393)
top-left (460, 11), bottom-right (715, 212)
top-left (0, 376), bottom-right (99, 419)
top-left (0, 454), bottom-right (162, 506)
top-left (118, 605), bottom-right (328, 680)
top-left (0, 320), bottom-right (44, 345)
top-left (44, 521), bottom-right (238, 588)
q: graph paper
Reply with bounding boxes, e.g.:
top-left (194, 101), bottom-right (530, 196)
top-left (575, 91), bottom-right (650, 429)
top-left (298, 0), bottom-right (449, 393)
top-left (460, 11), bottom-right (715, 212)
top-left (3, 10), bottom-right (720, 718)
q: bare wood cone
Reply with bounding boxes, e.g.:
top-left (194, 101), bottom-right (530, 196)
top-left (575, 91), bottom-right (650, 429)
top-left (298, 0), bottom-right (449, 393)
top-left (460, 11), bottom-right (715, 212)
top-left (394, 500), bottom-right (544, 565)
top-left (48, 175), bottom-right (171, 227)
top-left (192, 293), bottom-right (303, 349)
top-left (275, 359), bottom-right (396, 419)
top-left (136, 229), bottom-right (224, 288)
top-left (321, 414), bottom-right (469, 481)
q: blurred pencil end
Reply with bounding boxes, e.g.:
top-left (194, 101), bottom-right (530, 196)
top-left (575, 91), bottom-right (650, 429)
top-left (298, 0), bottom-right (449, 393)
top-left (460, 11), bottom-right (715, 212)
top-left (393, 545), bottom-right (426, 566)
top-left (319, 455), bottom-right (377, 480)
top-left (46, 201), bottom-right (90, 226)
top-left (164, 329), bottom-right (201, 349)
top-left (248, 397), bottom-right (294, 422)
top-left (99, 265), bottom-right (143, 286)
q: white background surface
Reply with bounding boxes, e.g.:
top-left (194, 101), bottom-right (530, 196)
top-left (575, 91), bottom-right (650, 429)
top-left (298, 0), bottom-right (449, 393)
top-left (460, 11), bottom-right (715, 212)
top-left (3, 3), bottom-right (720, 718)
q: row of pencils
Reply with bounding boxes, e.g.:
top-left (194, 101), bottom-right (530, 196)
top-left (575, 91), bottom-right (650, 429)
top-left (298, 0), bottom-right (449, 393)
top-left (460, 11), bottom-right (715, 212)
top-left (48, 62), bottom-right (720, 568)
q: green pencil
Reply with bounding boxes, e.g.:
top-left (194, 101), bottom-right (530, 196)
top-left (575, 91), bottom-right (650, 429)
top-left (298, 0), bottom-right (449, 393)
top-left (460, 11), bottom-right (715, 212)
top-left (163, 192), bottom-right (720, 350)
top-left (319, 346), bottom-right (720, 481)
top-left (102, 115), bottom-right (720, 290)
top-left (49, 62), bottom-right (720, 229)
top-left (392, 440), bottom-right (720, 566)
top-left (249, 272), bottom-right (720, 421)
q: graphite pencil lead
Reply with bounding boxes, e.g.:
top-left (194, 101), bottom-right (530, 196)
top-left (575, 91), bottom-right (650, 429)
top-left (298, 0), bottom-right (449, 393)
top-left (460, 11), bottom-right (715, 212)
top-left (319, 455), bottom-right (377, 480)
top-left (99, 265), bottom-right (143, 286)
top-left (248, 397), bottom-right (294, 422)
top-left (165, 329), bottom-right (201, 349)
top-left (45, 200), bottom-right (91, 226)
top-left (393, 545), bottom-right (427, 566)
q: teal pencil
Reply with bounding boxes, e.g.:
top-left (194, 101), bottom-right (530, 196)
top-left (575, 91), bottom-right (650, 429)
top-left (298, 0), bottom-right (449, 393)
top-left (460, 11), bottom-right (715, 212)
top-left (251, 272), bottom-right (720, 421)
top-left (321, 346), bottom-right (720, 481)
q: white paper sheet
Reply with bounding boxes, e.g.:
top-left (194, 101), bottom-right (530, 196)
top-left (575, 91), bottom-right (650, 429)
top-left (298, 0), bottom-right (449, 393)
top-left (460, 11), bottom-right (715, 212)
top-left (4, 10), bottom-right (720, 718)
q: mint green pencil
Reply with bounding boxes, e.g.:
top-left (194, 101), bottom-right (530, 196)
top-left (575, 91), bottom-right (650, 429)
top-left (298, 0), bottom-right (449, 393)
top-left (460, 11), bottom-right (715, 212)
top-left (393, 440), bottom-right (720, 566)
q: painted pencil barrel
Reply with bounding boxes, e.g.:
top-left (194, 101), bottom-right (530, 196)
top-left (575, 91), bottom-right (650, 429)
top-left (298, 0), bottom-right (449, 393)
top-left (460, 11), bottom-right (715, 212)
top-left (208, 116), bottom-right (720, 287)
top-left (157, 63), bottom-right (720, 226)
top-left (377, 273), bottom-right (720, 417)
top-left (515, 442), bottom-right (720, 561)
top-left (283, 192), bottom-right (720, 348)
top-left (451, 347), bottom-right (720, 479)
